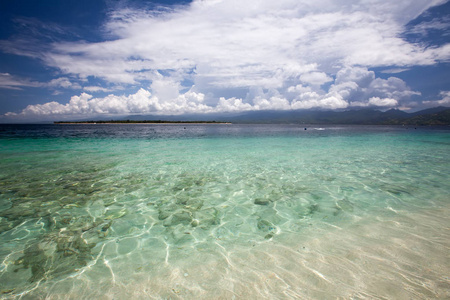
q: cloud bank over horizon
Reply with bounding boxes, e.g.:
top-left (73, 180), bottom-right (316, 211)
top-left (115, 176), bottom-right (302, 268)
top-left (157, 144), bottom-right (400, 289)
top-left (1, 0), bottom-right (450, 120)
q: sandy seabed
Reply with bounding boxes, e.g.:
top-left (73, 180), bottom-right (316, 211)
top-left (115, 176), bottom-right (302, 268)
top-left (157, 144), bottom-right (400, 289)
top-left (15, 205), bottom-right (449, 300)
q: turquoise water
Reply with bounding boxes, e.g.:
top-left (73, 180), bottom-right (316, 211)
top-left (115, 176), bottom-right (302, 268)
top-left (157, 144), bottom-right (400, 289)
top-left (0, 124), bottom-right (449, 299)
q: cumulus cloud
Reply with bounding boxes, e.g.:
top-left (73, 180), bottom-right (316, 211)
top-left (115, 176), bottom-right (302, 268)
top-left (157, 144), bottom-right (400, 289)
top-left (291, 93), bottom-right (349, 110)
top-left (7, 65), bottom-right (420, 119)
top-left (5, 88), bottom-right (208, 118)
top-left (368, 97), bottom-right (398, 107)
top-left (325, 67), bottom-right (420, 108)
top-left (299, 72), bottom-right (333, 86)
top-left (1, 0), bottom-right (449, 118)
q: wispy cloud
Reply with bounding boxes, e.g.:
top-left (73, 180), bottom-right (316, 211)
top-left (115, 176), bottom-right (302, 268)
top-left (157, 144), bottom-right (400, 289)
top-left (0, 73), bottom-right (83, 92)
top-left (83, 86), bottom-right (115, 93)
top-left (2, 0), bottom-right (449, 118)
top-left (0, 73), bottom-right (41, 90)
top-left (380, 68), bottom-right (410, 74)
top-left (0, 17), bottom-right (77, 59)
top-left (422, 90), bottom-right (450, 107)
top-left (47, 77), bottom-right (81, 89)
top-left (407, 15), bottom-right (450, 37)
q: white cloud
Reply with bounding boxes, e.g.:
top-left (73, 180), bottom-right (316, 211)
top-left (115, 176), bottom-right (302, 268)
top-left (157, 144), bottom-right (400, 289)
top-left (48, 77), bottom-right (81, 89)
top-left (0, 73), bottom-right (41, 90)
top-left (300, 72), bottom-right (333, 86)
top-left (2, 0), bottom-right (449, 118)
top-left (0, 73), bottom-right (84, 92)
top-left (328, 67), bottom-right (420, 108)
top-left (407, 15), bottom-right (450, 37)
top-left (252, 96), bottom-right (291, 110)
top-left (83, 86), bottom-right (114, 93)
top-left (368, 97), bottom-right (398, 107)
top-left (422, 91), bottom-right (450, 107)
top-left (35, 0), bottom-right (449, 88)
top-left (380, 68), bottom-right (410, 74)
top-left (291, 93), bottom-right (349, 110)
top-left (5, 65), bottom-right (423, 119)
top-left (216, 97), bottom-right (253, 113)
top-left (5, 88), bottom-right (213, 118)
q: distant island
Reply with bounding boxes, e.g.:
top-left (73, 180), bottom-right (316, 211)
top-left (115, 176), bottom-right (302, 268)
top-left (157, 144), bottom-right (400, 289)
top-left (54, 120), bottom-right (229, 124)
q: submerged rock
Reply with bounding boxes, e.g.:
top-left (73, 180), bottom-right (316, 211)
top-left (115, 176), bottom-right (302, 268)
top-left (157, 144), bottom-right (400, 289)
top-left (171, 211), bottom-right (193, 225)
top-left (254, 198), bottom-right (270, 206)
top-left (11, 212), bottom-right (109, 284)
top-left (158, 203), bottom-right (178, 220)
top-left (264, 233), bottom-right (274, 239)
top-left (15, 243), bottom-right (48, 283)
top-left (257, 219), bottom-right (277, 240)
top-left (257, 219), bottom-right (275, 232)
top-left (158, 210), bottom-right (172, 221)
top-left (308, 203), bottom-right (319, 214)
top-left (101, 221), bottom-right (112, 232)
top-left (190, 219), bottom-right (199, 227)
top-left (163, 210), bottom-right (193, 227)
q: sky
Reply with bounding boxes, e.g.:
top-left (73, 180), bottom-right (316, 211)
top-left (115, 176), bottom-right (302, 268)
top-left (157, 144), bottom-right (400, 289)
top-left (0, 0), bottom-right (449, 122)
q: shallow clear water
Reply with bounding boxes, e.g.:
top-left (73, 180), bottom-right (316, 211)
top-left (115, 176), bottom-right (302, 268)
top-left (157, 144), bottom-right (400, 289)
top-left (0, 124), bottom-right (449, 299)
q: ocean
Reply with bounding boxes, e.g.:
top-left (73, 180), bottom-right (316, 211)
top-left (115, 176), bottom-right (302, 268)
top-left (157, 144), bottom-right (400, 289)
top-left (0, 124), bottom-right (449, 299)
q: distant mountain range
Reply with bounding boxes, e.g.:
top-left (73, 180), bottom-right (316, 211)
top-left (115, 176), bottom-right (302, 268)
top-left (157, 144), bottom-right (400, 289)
top-left (119, 106), bottom-right (450, 125)
top-left (226, 106), bottom-right (450, 125)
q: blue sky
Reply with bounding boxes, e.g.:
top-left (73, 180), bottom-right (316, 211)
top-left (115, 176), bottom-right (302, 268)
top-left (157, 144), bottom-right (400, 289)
top-left (0, 0), bottom-right (449, 121)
